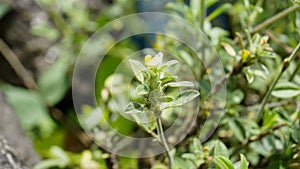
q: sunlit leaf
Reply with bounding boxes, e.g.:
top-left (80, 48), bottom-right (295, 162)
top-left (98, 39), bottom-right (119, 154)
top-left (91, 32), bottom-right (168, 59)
top-left (271, 90), bottom-right (300, 99)
top-left (129, 59), bottom-right (147, 83)
top-left (148, 52), bottom-right (163, 67)
top-left (162, 90), bottom-right (199, 109)
top-left (240, 154), bottom-right (249, 169)
top-left (164, 81), bottom-right (195, 88)
top-left (214, 156), bottom-right (234, 169)
top-left (124, 102), bottom-right (143, 114)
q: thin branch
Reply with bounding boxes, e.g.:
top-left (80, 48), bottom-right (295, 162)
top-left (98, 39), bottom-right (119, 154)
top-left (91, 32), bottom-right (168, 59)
top-left (255, 42), bottom-right (300, 122)
top-left (156, 117), bottom-right (174, 168)
top-left (252, 5), bottom-right (299, 33)
top-left (246, 100), bottom-right (292, 111)
top-left (264, 30), bottom-right (294, 54)
top-left (248, 123), bottom-right (287, 142)
top-left (0, 38), bottom-right (38, 90)
top-left (233, 4), bottom-right (299, 44)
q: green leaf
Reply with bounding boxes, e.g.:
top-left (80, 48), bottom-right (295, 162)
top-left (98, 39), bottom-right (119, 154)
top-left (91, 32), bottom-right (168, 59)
top-left (129, 59), bottom-right (147, 83)
top-left (207, 3), bottom-right (232, 21)
top-left (135, 85), bottom-right (149, 95)
top-left (214, 140), bottom-right (229, 158)
top-left (0, 2), bottom-right (10, 20)
top-left (172, 157), bottom-right (196, 169)
top-left (38, 55), bottom-right (71, 105)
top-left (228, 119), bottom-right (245, 142)
top-left (263, 110), bottom-right (279, 128)
top-left (158, 96), bottom-right (174, 102)
top-left (244, 68), bottom-right (254, 83)
top-left (182, 153), bottom-right (197, 160)
top-left (2, 84), bottom-right (55, 134)
top-left (164, 81), bottom-right (195, 88)
top-left (271, 90), bottom-right (300, 99)
top-left (148, 52), bottom-right (163, 67)
top-left (214, 156), bottom-right (234, 169)
top-left (192, 138), bottom-right (203, 154)
top-left (271, 81), bottom-right (300, 98)
top-left (124, 102), bottom-right (143, 114)
top-left (239, 154), bottom-right (249, 169)
top-left (230, 89), bottom-right (244, 104)
top-left (160, 76), bottom-right (177, 84)
top-left (161, 60), bottom-right (179, 69)
top-left (163, 90), bottom-right (199, 109)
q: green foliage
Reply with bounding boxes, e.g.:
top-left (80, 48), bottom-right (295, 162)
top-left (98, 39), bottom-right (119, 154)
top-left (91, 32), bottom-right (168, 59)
top-left (1, 0), bottom-right (300, 168)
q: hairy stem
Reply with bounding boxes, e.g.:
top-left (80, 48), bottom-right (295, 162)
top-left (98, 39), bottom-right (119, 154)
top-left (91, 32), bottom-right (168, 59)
top-left (156, 117), bottom-right (174, 168)
top-left (255, 42), bottom-right (300, 122)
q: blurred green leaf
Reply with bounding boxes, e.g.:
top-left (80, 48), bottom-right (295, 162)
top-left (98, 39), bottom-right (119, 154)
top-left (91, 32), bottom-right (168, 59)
top-left (38, 55), bottom-right (72, 105)
top-left (239, 154), bottom-right (249, 169)
top-left (164, 81), bottom-right (195, 88)
top-left (214, 156), bottom-right (234, 169)
top-left (228, 119), bottom-right (245, 142)
top-left (163, 90), bottom-right (199, 109)
top-left (2, 84), bottom-right (55, 135)
top-left (214, 140), bottom-right (229, 158)
top-left (0, 2), bottom-right (10, 19)
top-left (129, 59), bottom-right (147, 83)
top-left (207, 3), bottom-right (232, 21)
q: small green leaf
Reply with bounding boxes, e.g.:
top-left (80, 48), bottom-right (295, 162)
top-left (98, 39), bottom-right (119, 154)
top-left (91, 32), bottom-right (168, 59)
top-left (148, 52), bottom-right (163, 67)
top-left (165, 81), bottom-right (195, 88)
top-left (240, 154), bottom-right (249, 169)
top-left (228, 119), bottom-right (245, 142)
top-left (124, 102), bottom-right (143, 114)
top-left (182, 153), bottom-right (197, 160)
top-left (135, 85), bottom-right (149, 95)
top-left (192, 138), bottom-right (203, 154)
top-left (271, 90), bottom-right (300, 99)
top-left (158, 96), bottom-right (174, 102)
top-left (2, 84), bottom-right (55, 134)
top-left (161, 60), bottom-right (179, 69)
top-left (129, 59), bottom-right (147, 83)
top-left (163, 90), bottom-right (199, 109)
top-left (244, 68), bottom-right (254, 83)
top-left (214, 140), bottom-right (229, 158)
top-left (38, 55), bottom-right (71, 105)
top-left (271, 81), bottom-right (300, 98)
top-left (214, 156), bottom-right (234, 169)
top-left (160, 76), bottom-right (177, 83)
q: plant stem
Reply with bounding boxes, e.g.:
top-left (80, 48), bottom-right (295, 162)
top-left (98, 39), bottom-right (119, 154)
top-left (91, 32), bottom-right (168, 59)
top-left (0, 38), bottom-right (38, 90)
top-left (156, 117), bottom-right (174, 168)
top-left (255, 42), bottom-right (300, 122)
top-left (252, 4), bottom-right (299, 33)
top-left (233, 4), bottom-right (299, 44)
top-left (200, 0), bottom-right (206, 28)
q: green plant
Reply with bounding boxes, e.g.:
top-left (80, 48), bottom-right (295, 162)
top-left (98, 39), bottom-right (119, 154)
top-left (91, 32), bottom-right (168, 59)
top-left (125, 52), bottom-right (200, 168)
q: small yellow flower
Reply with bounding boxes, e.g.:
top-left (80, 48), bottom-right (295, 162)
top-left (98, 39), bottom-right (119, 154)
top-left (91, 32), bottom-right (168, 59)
top-left (241, 49), bottom-right (251, 63)
top-left (203, 146), bottom-right (209, 152)
top-left (144, 55), bottom-right (152, 65)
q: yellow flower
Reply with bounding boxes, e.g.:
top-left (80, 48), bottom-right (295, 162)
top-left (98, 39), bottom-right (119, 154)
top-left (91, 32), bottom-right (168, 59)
top-left (241, 49), bottom-right (251, 63)
top-left (144, 55), bottom-right (152, 65)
